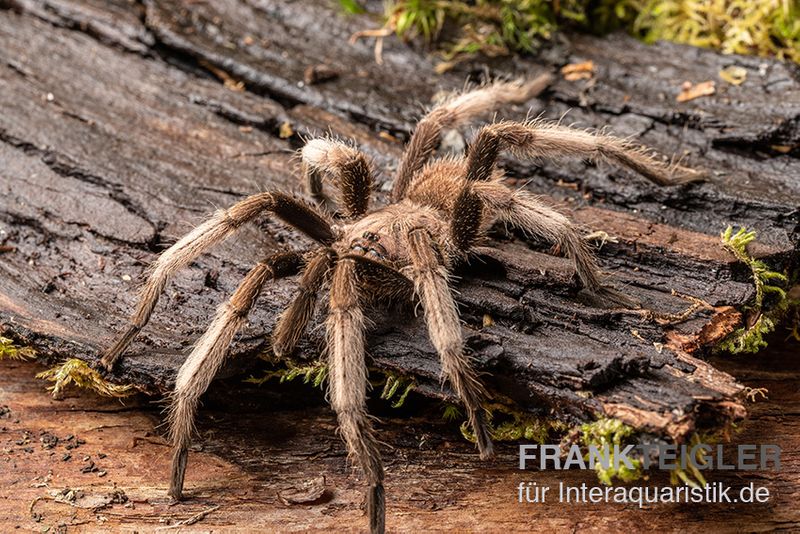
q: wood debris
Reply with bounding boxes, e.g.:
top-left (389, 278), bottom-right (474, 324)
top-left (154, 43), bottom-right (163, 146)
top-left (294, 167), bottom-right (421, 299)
top-left (677, 80), bottom-right (716, 102)
top-left (278, 476), bottom-right (327, 505)
top-left (303, 64), bottom-right (339, 86)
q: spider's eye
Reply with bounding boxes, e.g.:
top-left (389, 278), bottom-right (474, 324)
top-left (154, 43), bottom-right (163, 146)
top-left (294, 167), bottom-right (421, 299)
top-left (352, 245), bottom-right (365, 252)
top-left (367, 249), bottom-right (381, 258)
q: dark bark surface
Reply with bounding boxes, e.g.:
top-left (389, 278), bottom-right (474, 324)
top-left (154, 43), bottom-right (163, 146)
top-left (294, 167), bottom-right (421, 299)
top-left (1, 0), bottom-right (798, 444)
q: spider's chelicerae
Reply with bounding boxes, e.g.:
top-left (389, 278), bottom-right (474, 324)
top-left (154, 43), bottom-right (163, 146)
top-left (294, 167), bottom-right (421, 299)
top-left (100, 76), bottom-right (700, 534)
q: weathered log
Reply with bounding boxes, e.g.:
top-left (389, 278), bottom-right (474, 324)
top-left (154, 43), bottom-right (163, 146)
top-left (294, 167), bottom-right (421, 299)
top-left (1, 346), bottom-right (799, 532)
top-left (1, 0), bottom-right (798, 445)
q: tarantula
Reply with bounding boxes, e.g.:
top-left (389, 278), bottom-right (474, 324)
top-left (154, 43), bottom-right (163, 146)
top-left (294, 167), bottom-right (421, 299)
top-left (100, 76), bottom-right (699, 533)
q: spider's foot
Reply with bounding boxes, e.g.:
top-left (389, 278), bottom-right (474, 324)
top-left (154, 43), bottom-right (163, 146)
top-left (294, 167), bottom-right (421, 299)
top-left (474, 409), bottom-right (495, 460)
top-left (99, 324), bottom-right (142, 372)
top-left (167, 484), bottom-right (184, 503)
top-left (97, 353), bottom-right (116, 374)
top-left (169, 446), bottom-right (189, 501)
top-left (671, 166), bottom-right (707, 185)
top-left (367, 482), bottom-right (385, 534)
top-left (588, 286), bottom-right (641, 310)
top-left (270, 340), bottom-right (295, 360)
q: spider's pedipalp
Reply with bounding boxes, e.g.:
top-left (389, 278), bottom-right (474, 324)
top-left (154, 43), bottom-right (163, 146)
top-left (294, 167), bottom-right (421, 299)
top-left (392, 74), bottom-right (553, 201)
top-left (327, 259), bottom-right (385, 534)
top-left (167, 251), bottom-right (301, 500)
top-left (302, 138), bottom-right (373, 218)
top-left (465, 120), bottom-right (703, 185)
top-left (100, 192), bottom-right (332, 370)
top-left (345, 253), bottom-right (414, 302)
top-left (406, 228), bottom-right (493, 459)
top-left (272, 247), bottom-right (336, 357)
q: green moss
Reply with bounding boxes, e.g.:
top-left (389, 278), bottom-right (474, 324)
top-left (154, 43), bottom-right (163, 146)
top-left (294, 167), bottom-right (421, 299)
top-left (459, 402), bottom-right (569, 443)
top-left (380, 373), bottom-right (416, 408)
top-left (246, 363), bottom-right (417, 408)
top-left (579, 417), bottom-right (643, 484)
top-left (348, 0), bottom-right (799, 65)
top-left (245, 360), bottom-right (328, 388)
top-left (668, 434), bottom-right (708, 488)
top-left (442, 403), bottom-right (463, 421)
top-left (716, 226), bottom-right (792, 354)
top-left (339, 0), bottom-right (366, 14)
top-left (36, 359), bottom-right (142, 398)
top-left (633, 0), bottom-right (800, 63)
top-left (0, 336), bottom-right (36, 361)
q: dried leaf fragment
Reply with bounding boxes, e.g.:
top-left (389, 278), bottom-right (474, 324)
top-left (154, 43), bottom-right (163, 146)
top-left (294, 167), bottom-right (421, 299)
top-left (676, 80), bottom-right (716, 102)
top-left (561, 61), bottom-right (594, 81)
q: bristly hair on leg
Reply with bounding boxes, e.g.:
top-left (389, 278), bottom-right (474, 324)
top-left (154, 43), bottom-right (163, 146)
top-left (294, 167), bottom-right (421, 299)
top-left (406, 228), bottom-right (494, 460)
top-left (327, 259), bottom-right (386, 533)
top-left (465, 119), bottom-right (705, 186)
top-left (272, 247), bottom-right (337, 357)
top-left (100, 193), bottom-right (333, 371)
top-left (166, 253), bottom-right (299, 499)
top-left (392, 73), bottom-right (554, 201)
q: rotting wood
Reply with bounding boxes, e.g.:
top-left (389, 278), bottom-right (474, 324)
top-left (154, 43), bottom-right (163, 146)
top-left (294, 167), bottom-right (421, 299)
top-left (1, 350), bottom-right (799, 532)
top-left (0, 0), bottom-right (798, 446)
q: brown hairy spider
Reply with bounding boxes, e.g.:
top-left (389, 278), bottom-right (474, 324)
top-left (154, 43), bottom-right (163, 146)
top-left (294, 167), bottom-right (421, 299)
top-left (99, 76), bottom-right (700, 534)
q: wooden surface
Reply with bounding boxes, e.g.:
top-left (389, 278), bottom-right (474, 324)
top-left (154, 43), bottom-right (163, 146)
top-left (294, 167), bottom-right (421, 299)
top-left (0, 1), bottom-right (799, 527)
top-left (1, 338), bottom-right (799, 532)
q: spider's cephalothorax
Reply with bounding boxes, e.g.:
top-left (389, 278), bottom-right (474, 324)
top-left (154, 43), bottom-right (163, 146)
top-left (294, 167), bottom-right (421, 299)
top-left (99, 76), bottom-right (701, 534)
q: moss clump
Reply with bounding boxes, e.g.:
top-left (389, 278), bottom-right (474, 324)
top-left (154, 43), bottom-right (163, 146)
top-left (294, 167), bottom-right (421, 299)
top-left (380, 373), bottom-right (416, 408)
top-left (349, 0), bottom-right (799, 65)
top-left (245, 360), bottom-right (328, 389)
top-left (0, 336), bottom-right (36, 361)
top-left (579, 417), bottom-right (643, 484)
top-left (669, 433), bottom-right (708, 488)
top-left (633, 0), bottom-right (800, 63)
top-left (460, 402), bottom-right (569, 443)
top-left (716, 226), bottom-right (792, 354)
top-left (36, 359), bottom-right (142, 398)
top-left (246, 363), bottom-right (417, 408)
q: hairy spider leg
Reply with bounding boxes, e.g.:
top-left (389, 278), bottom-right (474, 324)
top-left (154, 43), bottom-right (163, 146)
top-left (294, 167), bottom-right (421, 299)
top-left (464, 120), bottom-right (703, 185)
top-left (449, 184), bottom-right (484, 254)
top-left (472, 181), bottom-right (603, 293)
top-left (392, 75), bottom-right (553, 202)
top-left (327, 258), bottom-right (385, 534)
top-left (461, 120), bottom-right (702, 297)
top-left (272, 247), bottom-right (336, 357)
top-left (167, 251), bottom-right (302, 499)
top-left (406, 228), bottom-right (494, 459)
top-left (100, 192), bottom-right (333, 370)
